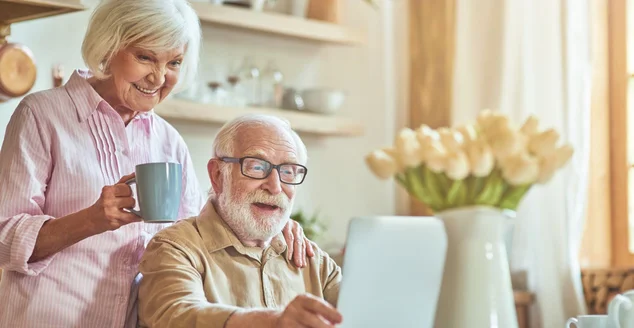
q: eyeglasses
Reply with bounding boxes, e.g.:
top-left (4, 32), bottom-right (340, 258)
top-left (219, 156), bottom-right (308, 185)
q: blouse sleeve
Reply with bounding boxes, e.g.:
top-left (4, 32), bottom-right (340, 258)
top-left (0, 101), bottom-right (56, 275)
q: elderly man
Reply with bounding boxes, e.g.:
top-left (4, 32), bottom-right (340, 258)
top-left (138, 114), bottom-right (343, 328)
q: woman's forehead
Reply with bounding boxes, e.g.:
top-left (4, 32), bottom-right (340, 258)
top-left (128, 44), bottom-right (185, 57)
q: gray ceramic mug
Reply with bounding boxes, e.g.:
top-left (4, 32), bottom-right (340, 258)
top-left (125, 162), bottom-right (182, 223)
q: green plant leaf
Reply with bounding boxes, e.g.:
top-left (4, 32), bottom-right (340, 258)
top-left (421, 166), bottom-right (446, 211)
top-left (486, 177), bottom-right (507, 206)
top-left (498, 184), bottom-right (532, 210)
top-left (467, 176), bottom-right (485, 205)
top-left (290, 209), bottom-right (327, 241)
top-left (446, 180), bottom-right (467, 207)
top-left (475, 170), bottom-right (502, 205)
top-left (437, 173), bottom-right (452, 195)
top-left (406, 167), bottom-right (435, 207)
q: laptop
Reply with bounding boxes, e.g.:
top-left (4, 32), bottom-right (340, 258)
top-left (336, 216), bottom-right (447, 328)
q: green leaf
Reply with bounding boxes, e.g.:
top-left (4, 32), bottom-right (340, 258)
top-left (498, 184), bottom-right (532, 210)
top-left (421, 166), bottom-right (446, 211)
top-left (395, 173), bottom-right (411, 193)
top-left (446, 180), bottom-right (467, 207)
top-left (437, 173), bottom-right (452, 194)
top-left (486, 177), bottom-right (507, 206)
top-left (406, 167), bottom-right (435, 207)
top-left (467, 176), bottom-right (485, 205)
top-left (475, 170), bottom-right (503, 205)
top-left (290, 209), bottom-right (327, 241)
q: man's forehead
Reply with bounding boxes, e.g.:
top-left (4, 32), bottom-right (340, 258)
top-left (241, 146), bottom-right (299, 164)
top-left (233, 124), bottom-right (301, 161)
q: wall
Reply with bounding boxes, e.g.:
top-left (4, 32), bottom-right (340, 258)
top-left (0, 0), bottom-right (406, 250)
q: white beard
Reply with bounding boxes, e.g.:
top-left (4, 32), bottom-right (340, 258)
top-left (216, 179), bottom-right (293, 243)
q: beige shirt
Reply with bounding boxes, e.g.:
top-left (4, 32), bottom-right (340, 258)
top-left (138, 203), bottom-right (342, 328)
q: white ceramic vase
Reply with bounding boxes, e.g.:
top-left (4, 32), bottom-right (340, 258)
top-left (434, 206), bottom-right (518, 328)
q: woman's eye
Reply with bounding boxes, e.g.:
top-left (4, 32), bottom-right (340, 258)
top-left (137, 55), bottom-right (151, 61)
top-left (170, 60), bottom-right (182, 67)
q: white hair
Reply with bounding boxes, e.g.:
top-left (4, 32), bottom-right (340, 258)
top-left (212, 114), bottom-right (308, 165)
top-left (81, 0), bottom-right (201, 91)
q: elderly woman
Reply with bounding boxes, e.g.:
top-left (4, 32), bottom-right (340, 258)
top-left (0, 0), bottom-right (312, 326)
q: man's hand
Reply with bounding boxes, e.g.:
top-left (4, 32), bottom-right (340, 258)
top-left (275, 294), bottom-right (343, 328)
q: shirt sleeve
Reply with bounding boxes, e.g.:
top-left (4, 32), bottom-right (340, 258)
top-left (138, 237), bottom-right (241, 328)
top-left (318, 245), bottom-right (342, 307)
top-left (177, 139), bottom-right (205, 220)
top-left (0, 101), bottom-right (56, 275)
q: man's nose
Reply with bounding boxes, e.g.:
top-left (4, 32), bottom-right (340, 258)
top-left (262, 169), bottom-right (282, 195)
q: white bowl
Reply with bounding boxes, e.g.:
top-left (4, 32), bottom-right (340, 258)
top-left (300, 89), bottom-right (346, 115)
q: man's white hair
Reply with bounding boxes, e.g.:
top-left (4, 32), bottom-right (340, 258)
top-left (81, 0), bottom-right (201, 92)
top-left (212, 114), bottom-right (308, 165)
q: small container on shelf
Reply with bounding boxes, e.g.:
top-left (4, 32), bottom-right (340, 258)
top-left (259, 60), bottom-right (284, 108)
top-left (203, 81), bottom-right (228, 106)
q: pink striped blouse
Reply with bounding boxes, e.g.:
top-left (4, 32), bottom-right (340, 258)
top-left (0, 69), bottom-right (205, 327)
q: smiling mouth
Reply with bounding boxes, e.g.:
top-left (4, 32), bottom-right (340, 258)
top-left (133, 83), bottom-right (160, 95)
top-left (253, 202), bottom-right (281, 211)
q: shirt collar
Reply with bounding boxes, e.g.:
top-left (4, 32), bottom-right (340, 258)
top-left (64, 69), bottom-right (156, 123)
top-left (195, 202), bottom-right (288, 257)
top-left (65, 69), bottom-right (103, 122)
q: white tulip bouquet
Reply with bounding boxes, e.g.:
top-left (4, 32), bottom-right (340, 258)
top-left (365, 110), bottom-right (574, 212)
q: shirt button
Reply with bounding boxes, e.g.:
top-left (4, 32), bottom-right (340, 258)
top-left (118, 296), bottom-right (126, 304)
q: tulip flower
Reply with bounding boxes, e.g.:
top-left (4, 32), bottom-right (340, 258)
top-left (445, 151), bottom-right (470, 180)
top-left (465, 139), bottom-right (495, 177)
top-left (537, 144), bottom-right (574, 184)
top-left (438, 127), bottom-right (464, 152)
top-left (395, 128), bottom-right (423, 167)
top-left (487, 127), bottom-right (526, 161)
top-left (528, 128), bottom-right (560, 157)
top-left (501, 152), bottom-right (540, 185)
top-left (365, 149), bottom-right (399, 179)
top-left (456, 124), bottom-right (479, 144)
top-left (520, 115), bottom-right (540, 137)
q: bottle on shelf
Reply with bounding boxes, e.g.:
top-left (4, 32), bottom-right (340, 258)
top-left (260, 60), bottom-right (284, 108)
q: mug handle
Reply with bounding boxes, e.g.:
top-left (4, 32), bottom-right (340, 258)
top-left (611, 294), bottom-right (633, 328)
top-left (124, 178), bottom-right (143, 217)
top-left (565, 318), bottom-right (578, 328)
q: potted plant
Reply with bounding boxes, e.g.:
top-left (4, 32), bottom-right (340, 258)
top-left (365, 109), bottom-right (574, 328)
top-left (290, 209), bottom-right (327, 242)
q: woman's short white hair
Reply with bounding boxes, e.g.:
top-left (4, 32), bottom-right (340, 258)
top-left (212, 114), bottom-right (308, 165)
top-left (81, 0), bottom-right (201, 91)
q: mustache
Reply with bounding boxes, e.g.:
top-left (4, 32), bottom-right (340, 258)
top-left (244, 190), bottom-right (290, 209)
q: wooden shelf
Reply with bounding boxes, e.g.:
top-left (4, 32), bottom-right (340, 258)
top-left (191, 2), bottom-right (366, 45)
top-left (155, 99), bottom-right (364, 137)
top-left (0, 0), bottom-right (85, 24)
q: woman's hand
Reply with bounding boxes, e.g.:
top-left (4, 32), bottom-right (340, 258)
top-left (29, 173), bottom-right (142, 263)
top-left (283, 219), bottom-right (315, 268)
top-left (87, 173), bottom-right (142, 234)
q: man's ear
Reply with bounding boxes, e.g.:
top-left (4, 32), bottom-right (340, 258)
top-left (208, 159), bottom-right (224, 195)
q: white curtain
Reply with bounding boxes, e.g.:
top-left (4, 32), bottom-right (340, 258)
top-left (452, 0), bottom-right (591, 327)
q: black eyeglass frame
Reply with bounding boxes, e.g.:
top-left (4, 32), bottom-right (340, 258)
top-left (218, 156), bottom-right (308, 185)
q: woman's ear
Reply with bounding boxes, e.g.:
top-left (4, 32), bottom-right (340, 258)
top-left (208, 159), bottom-right (223, 195)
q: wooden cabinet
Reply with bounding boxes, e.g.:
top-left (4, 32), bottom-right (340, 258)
top-left (0, 0), bottom-right (85, 24)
